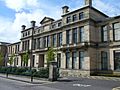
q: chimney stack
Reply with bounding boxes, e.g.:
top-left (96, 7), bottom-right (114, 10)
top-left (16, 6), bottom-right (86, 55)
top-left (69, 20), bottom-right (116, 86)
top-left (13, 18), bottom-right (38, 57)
top-left (30, 21), bottom-right (36, 27)
top-left (62, 6), bottom-right (69, 14)
top-left (21, 25), bottom-right (26, 30)
top-left (85, 0), bottom-right (92, 7)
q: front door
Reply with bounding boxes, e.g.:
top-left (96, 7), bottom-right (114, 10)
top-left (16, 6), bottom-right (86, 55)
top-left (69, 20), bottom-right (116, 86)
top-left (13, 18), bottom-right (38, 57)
top-left (38, 54), bottom-right (44, 68)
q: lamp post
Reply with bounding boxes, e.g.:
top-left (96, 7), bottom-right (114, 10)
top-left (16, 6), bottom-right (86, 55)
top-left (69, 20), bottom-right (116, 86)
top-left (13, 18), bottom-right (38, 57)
top-left (30, 21), bottom-right (36, 82)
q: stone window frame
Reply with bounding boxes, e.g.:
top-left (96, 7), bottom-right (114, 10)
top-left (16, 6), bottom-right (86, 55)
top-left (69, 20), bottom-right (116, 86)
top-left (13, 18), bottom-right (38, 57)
top-left (101, 25), bottom-right (108, 42)
top-left (113, 22), bottom-right (120, 41)
top-left (72, 14), bottom-right (77, 22)
top-left (66, 29), bottom-right (71, 45)
top-left (79, 51), bottom-right (84, 69)
top-left (113, 50), bottom-right (120, 71)
top-left (66, 50), bottom-right (70, 69)
top-left (72, 28), bottom-right (77, 44)
top-left (79, 12), bottom-right (84, 20)
top-left (66, 16), bottom-right (71, 23)
top-left (79, 26), bottom-right (84, 43)
top-left (72, 51), bottom-right (77, 69)
top-left (101, 51), bottom-right (108, 70)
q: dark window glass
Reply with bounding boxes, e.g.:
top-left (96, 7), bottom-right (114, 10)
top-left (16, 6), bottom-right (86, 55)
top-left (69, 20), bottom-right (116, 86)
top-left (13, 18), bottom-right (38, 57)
top-left (79, 27), bottom-right (84, 42)
top-left (101, 51), bottom-right (108, 70)
top-left (72, 51), bottom-right (77, 69)
top-left (53, 34), bottom-right (56, 47)
top-left (66, 52), bottom-right (70, 69)
top-left (58, 32), bottom-right (62, 46)
top-left (113, 23), bottom-right (120, 41)
top-left (66, 16), bottom-right (71, 23)
top-left (47, 36), bottom-right (50, 47)
top-left (73, 28), bottom-right (77, 44)
top-left (57, 53), bottom-right (61, 68)
top-left (114, 51), bottom-right (120, 71)
top-left (73, 14), bottom-right (77, 21)
top-left (79, 51), bottom-right (84, 69)
top-left (43, 36), bottom-right (46, 48)
top-left (66, 30), bottom-right (70, 44)
top-left (58, 22), bottom-right (62, 27)
top-left (79, 12), bottom-right (84, 20)
top-left (101, 25), bottom-right (108, 42)
top-left (52, 24), bottom-right (56, 29)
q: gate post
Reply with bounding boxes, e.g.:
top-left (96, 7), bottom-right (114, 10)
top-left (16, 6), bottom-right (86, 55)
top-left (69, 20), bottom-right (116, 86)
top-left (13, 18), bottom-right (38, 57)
top-left (49, 61), bottom-right (58, 81)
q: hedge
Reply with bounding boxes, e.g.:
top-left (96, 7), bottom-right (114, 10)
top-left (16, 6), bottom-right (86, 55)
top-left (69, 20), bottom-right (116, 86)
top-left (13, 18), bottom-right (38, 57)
top-left (0, 67), bottom-right (49, 78)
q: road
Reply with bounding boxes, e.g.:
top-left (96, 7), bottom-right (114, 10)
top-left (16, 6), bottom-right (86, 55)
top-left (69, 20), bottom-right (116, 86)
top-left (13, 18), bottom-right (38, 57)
top-left (0, 77), bottom-right (60, 90)
top-left (0, 77), bottom-right (120, 90)
top-left (45, 77), bottom-right (120, 90)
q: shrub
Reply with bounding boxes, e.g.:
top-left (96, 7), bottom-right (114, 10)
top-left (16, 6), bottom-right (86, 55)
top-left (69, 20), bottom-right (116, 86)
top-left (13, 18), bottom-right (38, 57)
top-left (0, 67), bottom-right (60, 79)
top-left (0, 67), bottom-right (7, 73)
top-left (15, 67), bottom-right (29, 75)
top-left (34, 68), bottom-right (49, 78)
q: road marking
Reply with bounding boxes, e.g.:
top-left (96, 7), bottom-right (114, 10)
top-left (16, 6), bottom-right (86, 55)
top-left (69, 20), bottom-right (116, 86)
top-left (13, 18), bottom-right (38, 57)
top-left (73, 84), bottom-right (91, 87)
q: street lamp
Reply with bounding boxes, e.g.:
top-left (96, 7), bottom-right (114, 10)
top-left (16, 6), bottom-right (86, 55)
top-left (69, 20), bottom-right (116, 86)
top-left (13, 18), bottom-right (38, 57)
top-left (30, 20), bottom-right (36, 82)
top-left (30, 21), bottom-right (36, 69)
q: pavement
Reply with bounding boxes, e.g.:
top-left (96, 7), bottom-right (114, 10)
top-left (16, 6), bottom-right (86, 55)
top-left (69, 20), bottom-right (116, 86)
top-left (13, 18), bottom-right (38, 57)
top-left (77, 75), bottom-right (120, 82)
top-left (113, 87), bottom-right (120, 90)
top-left (0, 73), bottom-right (50, 84)
top-left (0, 73), bottom-right (120, 90)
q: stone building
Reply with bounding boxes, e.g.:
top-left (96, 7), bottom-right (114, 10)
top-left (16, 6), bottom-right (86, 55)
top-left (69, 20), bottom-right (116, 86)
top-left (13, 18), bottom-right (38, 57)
top-left (0, 42), bottom-right (10, 66)
top-left (7, 0), bottom-right (120, 76)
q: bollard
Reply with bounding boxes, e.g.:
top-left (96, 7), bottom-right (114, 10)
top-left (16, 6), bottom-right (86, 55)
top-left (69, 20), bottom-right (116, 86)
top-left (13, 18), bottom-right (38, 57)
top-left (31, 75), bottom-right (33, 82)
top-left (6, 72), bottom-right (8, 78)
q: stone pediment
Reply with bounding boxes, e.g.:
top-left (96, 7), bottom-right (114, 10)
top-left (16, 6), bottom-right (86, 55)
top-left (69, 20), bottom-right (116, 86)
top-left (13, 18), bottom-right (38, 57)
top-left (40, 17), bottom-right (54, 25)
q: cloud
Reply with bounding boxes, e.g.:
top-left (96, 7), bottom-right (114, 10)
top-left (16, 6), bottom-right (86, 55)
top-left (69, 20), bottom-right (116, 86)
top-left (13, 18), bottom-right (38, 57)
top-left (0, 0), bottom-right (120, 43)
top-left (0, 0), bottom-right (61, 43)
top-left (4, 0), bottom-right (39, 12)
top-left (0, 16), bottom-right (16, 42)
top-left (93, 0), bottom-right (120, 16)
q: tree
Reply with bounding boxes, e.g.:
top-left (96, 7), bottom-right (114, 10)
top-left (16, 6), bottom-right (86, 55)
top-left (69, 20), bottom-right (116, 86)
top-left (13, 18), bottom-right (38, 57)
top-left (22, 52), bottom-right (29, 67)
top-left (0, 53), bottom-right (4, 66)
top-left (8, 54), bottom-right (15, 66)
top-left (46, 47), bottom-right (55, 67)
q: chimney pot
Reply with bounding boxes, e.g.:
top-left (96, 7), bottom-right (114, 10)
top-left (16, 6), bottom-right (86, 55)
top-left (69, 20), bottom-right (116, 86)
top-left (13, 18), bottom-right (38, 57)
top-left (85, 0), bottom-right (92, 7)
top-left (21, 25), bottom-right (26, 30)
top-left (30, 21), bottom-right (36, 27)
top-left (62, 6), bottom-right (69, 14)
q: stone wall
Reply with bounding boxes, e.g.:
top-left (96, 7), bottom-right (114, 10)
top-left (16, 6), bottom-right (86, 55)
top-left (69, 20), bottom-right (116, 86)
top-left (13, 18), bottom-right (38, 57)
top-left (59, 69), bottom-right (90, 77)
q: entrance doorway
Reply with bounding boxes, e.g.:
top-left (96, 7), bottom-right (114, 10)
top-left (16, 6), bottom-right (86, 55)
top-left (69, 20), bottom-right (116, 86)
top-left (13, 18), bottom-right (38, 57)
top-left (38, 54), bottom-right (44, 68)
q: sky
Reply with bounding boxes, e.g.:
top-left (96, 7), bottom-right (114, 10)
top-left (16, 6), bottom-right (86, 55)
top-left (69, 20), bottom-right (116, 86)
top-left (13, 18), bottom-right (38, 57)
top-left (0, 0), bottom-right (120, 43)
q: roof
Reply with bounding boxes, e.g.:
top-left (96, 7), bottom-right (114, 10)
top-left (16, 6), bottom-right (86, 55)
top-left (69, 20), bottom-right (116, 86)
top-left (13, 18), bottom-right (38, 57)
top-left (7, 41), bottom-right (20, 46)
top-left (0, 42), bottom-right (10, 45)
top-left (40, 17), bottom-right (54, 24)
top-left (62, 6), bottom-right (108, 18)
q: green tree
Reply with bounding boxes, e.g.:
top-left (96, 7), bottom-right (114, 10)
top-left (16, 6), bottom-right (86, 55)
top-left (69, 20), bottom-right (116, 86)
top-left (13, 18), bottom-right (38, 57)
top-left (46, 47), bottom-right (55, 67)
top-left (22, 52), bottom-right (29, 67)
top-left (0, 53), bottom-right (4, 66)
top-left (8, 54), bottom-right (15, 66)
